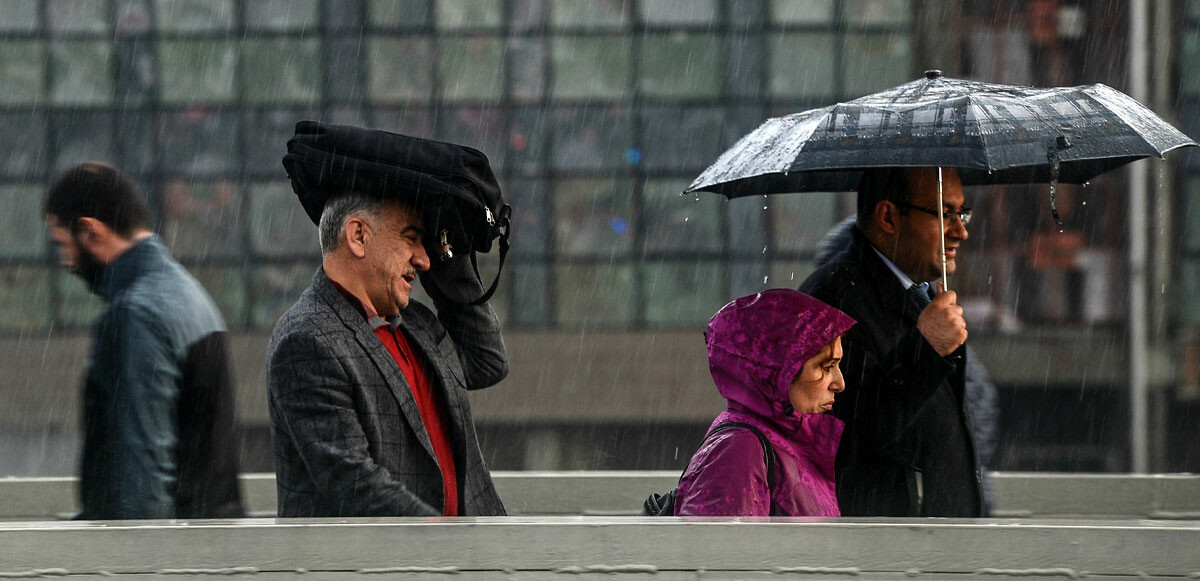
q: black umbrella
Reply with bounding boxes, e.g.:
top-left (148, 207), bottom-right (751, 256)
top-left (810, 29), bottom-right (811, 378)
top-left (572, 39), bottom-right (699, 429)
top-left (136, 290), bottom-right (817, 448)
top-left (686, 70), bottom-right (1196, 287)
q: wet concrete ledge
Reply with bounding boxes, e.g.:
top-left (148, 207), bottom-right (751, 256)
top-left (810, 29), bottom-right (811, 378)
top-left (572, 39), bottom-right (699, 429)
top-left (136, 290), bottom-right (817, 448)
top-left (2, 471), bottom-right (1199, 521)
top-left (0, 517), bottom-right (1198, 579)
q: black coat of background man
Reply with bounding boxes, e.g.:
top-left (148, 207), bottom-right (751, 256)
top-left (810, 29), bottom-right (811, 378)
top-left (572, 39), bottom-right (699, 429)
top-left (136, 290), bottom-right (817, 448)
top-left (800, 167), bottom-right (983, 517)
top-left (44, 162), bottom-right (244, 520)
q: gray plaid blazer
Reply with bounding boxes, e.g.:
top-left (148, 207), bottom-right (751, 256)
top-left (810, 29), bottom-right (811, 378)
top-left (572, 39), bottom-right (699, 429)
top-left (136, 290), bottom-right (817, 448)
top-left (267, 267), bottom-right (507, 517)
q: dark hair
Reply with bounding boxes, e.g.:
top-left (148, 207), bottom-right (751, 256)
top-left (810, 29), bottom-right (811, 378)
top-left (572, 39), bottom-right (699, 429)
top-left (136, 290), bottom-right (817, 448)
top-left (855, 168), bottom-right (911, 229)
top-left (44, 162), bottom-right (151, 237)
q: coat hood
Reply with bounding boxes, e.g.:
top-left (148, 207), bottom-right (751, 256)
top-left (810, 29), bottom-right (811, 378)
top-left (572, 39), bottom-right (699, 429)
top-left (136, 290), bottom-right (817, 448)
top-left (706, 289), bottom-right (855, 422)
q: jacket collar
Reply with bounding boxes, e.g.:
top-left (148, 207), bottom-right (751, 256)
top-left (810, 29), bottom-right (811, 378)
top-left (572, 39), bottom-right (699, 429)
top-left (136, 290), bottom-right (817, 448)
top-left (90, 235), bottom-right (166, 301)
top-left (846, 227), bottom-right (924, 321)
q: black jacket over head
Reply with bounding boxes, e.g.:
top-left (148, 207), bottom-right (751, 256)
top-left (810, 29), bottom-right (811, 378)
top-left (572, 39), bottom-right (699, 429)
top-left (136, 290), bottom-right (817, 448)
top-left (799, 227), bottom-right (982, 517)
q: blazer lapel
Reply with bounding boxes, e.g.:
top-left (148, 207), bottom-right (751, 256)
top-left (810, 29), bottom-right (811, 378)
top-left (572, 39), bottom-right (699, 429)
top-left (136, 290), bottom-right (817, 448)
top-left (311, 269), bottom-right (438, 462)
top-left (851, 231), bottom-right (924, 324)
top-left (399, 309), bottom-right (471, 450)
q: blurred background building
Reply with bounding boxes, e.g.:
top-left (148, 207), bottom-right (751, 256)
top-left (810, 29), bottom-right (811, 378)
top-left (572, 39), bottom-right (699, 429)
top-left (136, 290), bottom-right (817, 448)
top-left (0, 0), bottom-right (1197, 475)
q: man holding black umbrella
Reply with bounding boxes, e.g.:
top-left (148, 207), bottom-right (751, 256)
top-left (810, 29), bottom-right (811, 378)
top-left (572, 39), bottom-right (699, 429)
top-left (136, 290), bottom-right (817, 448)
top-left (799, 166), bottom-right (982, 517)
top-left (267, 122), bottom-right (509, 517)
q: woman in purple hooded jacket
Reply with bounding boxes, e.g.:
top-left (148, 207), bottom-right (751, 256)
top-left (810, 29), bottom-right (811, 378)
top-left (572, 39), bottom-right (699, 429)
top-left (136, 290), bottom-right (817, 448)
top-left (674, 289), bottom-right (855, 517)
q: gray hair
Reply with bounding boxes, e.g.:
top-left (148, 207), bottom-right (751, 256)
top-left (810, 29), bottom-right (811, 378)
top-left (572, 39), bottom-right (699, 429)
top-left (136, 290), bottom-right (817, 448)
top-left (318, 193), bottom-right (385, 254)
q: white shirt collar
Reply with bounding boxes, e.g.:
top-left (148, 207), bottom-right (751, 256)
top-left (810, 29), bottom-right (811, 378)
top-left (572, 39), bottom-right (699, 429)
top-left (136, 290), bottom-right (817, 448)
top-left (870, 245), bottom-right (924, 290)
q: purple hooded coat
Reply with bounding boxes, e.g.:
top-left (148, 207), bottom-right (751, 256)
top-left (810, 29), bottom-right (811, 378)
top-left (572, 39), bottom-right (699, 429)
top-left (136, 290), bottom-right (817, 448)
top-left (675, 289), bottom-right (855, 517)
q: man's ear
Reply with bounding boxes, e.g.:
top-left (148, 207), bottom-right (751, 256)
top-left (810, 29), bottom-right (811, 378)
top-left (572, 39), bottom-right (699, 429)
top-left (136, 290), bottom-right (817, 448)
top-left (874, 201), bottom-right (902, 236)
top-left (74, 217), bottom-right (108, 247)
top-left (344, 216), bottom-right (370, 258)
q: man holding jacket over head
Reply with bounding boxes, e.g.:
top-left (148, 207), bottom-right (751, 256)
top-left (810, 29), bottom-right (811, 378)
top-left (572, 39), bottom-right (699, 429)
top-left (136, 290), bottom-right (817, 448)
top-left (267, 122), bottom-right (508, 517)
top-left (799, 167), bottom-right (983, 517)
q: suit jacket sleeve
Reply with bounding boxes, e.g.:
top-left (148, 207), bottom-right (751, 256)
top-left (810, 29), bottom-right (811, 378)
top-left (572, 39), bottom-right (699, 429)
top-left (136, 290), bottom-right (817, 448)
top-left (805, 275), bottom-right (957, 455)
top-left (268, 331), bottom-right (440, 516)
top-left (419, 254), bottom-right (508, 390)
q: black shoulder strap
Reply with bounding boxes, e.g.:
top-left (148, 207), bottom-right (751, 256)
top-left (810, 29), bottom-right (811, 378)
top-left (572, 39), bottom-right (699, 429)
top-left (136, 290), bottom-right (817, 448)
top-left (706, 421), bottom-right (777, 489)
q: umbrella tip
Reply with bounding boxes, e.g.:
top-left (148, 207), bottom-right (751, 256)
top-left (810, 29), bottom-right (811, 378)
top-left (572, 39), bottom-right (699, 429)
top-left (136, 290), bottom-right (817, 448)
top-left (924, 69), bottom-right (943, 79)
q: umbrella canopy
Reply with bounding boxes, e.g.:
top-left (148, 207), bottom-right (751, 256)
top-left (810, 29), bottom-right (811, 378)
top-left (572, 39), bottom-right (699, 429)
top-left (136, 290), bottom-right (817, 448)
top-left (687, 71), bottom-right (1196, 198)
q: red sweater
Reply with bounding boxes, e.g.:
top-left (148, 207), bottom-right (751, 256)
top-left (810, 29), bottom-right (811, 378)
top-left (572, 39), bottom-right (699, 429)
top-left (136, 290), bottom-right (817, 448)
top-left (332, 282), bottom-right (458, 516)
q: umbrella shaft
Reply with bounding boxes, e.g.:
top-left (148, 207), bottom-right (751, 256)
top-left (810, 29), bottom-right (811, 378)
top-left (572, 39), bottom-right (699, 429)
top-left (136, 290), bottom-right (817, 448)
top-left (938, 167), bottom-right (949, 291)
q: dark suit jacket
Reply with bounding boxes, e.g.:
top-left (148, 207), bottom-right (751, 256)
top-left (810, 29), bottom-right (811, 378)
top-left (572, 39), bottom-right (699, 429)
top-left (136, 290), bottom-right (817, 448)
top-left (267, 267), bottom-right (507, 517)
top-left (799, 227), bottom-right (982, 517)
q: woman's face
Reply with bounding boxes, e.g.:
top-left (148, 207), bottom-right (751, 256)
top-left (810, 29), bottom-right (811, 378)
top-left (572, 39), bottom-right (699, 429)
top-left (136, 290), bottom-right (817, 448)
top-left (788, 336), bottom-right (845, 414)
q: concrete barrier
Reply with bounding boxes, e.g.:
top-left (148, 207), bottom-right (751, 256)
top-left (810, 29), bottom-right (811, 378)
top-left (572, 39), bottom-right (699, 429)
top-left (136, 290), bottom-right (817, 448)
top-left (0, 517), bottom-right (1198, 578)
top-left (3, 472), bottom-right (1199, 521)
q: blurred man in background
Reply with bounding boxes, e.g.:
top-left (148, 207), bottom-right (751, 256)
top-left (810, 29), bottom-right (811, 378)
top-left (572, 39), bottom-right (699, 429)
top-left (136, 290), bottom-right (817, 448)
top-left (44, 162), bottom-right (244, 520)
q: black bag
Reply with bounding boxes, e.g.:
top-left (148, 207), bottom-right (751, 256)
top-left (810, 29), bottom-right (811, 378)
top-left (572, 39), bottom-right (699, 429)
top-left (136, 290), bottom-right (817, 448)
top-left (282, 120), bottom-right (512, 304)
top-left (640, 422), bottom-right (777, 516)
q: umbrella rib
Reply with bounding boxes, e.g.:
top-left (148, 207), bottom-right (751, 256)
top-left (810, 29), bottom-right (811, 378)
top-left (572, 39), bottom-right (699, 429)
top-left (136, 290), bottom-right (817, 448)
top-left (1077, 84), bottom-right (1170, 158)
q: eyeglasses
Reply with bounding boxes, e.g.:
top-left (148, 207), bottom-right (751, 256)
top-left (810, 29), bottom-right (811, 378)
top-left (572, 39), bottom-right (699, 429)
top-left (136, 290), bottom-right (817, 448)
top-left (899, 202), bottom-right (973, 226)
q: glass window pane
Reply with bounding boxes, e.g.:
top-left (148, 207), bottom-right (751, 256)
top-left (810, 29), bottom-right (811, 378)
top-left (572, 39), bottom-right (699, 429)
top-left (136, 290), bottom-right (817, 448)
top-left (57, 269), bottom-right (105, 327)
top-left (509, 38), bottom-right (546, 102)
top-left (155, 0), bottom-right (234, 31)
top-left (242, 39), bottom-right (321, 104)
top-left (1185, 178), bottom-right (1200, 252)
top-left (0, 41), bottom-right (46, 105)
top-left (843, 32), bottom-right (911, 96)
top-left (248, 182), bottom-right (320, 257)
top-left (844, 0), bottom-right (910, 26)
top-left (1184, 30), bottom-right (1200, 97)
top-left (642, 179), bottom-right (721, 253)
top-left (192, 266), bottom-right (247, 327)
top-left (769, 32), bottom-right (835, 98)
top-left (769, 259), bottom-right (816, 288)
top-left (51, 112), bottom-right (117, 172)
top-left (638, 33), bottom-right (721, 97)
top-left (368, 36), bottom-right (433, 102)
top-left (551, 36), bottom-right (631, 99)
top-left (158, 40), bottom-right (237, 103)
top-left (436, 0), bottom-right (502, 29)
top-left (158, 110), bottom-right (238, 176)
top-left (553, 263), bottom-right (635, 326)
top-left (770, 0), bottom-right (833, 24)
top-left (369, 0), bottom-right (430, 28)
top-left (116, 111), bottom-right (157, 174)
top-left (643, 260), bottom-right (726, 325)
top-left (550, 0), bottom-right (628, 29)
top-left (327, 0), bottom-right (365, 30)
top-left (327, 38), bottom-right (368, 103)
top-left (0, 186), bottom-right (46, 259)
top-left (243, 108), bottom-right (319, 176)
top-left (503, 178), bottom-right (549, 257)
top-left (639, 106), bottom-right (726, 170)
top-left (637, 0), bottom-right (717, 26)
top-left (550, 106), bottom-right (633, 170)
top-left (161, 179), bottom-right (244, 259)
top-left (0, 0), bottom-right (40, 32)
top-left (769, 193), bottom-right (839, 253)
top-left (0, 113), bottom-right (47, 177)
top-left (250, 263), bottom-right (319, 329)
top-left (114, 38), bottom-right (157, 105)
top-left (246, 0), bottom-right (319, 30)
top-left (115, 0), bottom-right (153, 34)
top-left (373, 106), bottom-right (436, 136)
top-left (0, 266), bottom-right (52, 332)
top-left (438, 37), bottom-right (505, 101)
top-left (49, 0), bottom-right (109, 32)
top-left (507, 107), bottom-right (547, 173)
top-left (1183, 262), bottom-right (1200, 325)
top-left (50, 41), bottom-right (113, 105)
top-left (509, 262), bottom-right (549, 326)
top-left (510, 0), bottom-right (547, 31)
top-left (437, 107), bottom-right (507, 170)
top-left (552, 178), bottom-right (635, 257)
